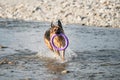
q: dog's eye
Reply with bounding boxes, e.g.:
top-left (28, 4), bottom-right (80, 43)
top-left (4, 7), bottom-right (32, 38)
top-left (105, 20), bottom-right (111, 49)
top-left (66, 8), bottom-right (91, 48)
top-left (58, 28), bottom-right (60, 30)
top-left (54, 29), bottom-right (57, 31)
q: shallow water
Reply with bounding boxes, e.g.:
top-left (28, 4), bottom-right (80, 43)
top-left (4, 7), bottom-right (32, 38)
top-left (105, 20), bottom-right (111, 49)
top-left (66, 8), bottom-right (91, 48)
top-left (0, 20), bottom-right (120, 80)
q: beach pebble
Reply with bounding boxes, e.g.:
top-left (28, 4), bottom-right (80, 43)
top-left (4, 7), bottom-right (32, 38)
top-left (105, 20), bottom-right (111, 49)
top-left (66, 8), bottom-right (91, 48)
top-left (8, 61), bottom-right (13, 65)
top-left (0, 0), bottom-right (119, 28)
top-left (0, 45), bottom-right (8, 49)
top-left (61, 70), bottom-right (70, 74)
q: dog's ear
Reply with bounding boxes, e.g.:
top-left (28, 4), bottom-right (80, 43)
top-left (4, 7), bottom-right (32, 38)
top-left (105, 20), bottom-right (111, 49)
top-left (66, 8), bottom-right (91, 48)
top-left (58, 20), bottom-right (62, 28)
top-left (51, 22), bottom-right (54, 27)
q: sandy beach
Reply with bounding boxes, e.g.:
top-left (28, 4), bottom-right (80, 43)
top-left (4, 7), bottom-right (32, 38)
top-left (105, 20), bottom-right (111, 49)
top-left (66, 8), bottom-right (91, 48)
top-left (0, 0), bottom-right (119, 28)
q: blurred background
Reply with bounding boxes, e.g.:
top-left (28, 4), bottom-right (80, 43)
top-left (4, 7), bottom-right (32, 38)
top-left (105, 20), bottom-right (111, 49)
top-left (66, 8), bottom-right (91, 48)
top-left (0, 0), bottom-right (119, 28)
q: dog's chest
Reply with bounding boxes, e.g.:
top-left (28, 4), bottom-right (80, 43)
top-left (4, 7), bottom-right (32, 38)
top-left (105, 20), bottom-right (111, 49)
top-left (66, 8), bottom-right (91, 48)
top-left (54, 36), bottom-right (65, 47)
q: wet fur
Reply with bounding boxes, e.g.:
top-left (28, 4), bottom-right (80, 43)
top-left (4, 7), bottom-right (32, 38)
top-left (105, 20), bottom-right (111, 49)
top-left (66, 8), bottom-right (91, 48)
top-left (44, 20), bottom-right (66, 61)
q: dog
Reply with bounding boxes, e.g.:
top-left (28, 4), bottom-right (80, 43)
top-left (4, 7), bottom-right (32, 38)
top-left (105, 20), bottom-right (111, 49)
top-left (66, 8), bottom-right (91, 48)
top-left (44, 20), bottom-right (66, 61)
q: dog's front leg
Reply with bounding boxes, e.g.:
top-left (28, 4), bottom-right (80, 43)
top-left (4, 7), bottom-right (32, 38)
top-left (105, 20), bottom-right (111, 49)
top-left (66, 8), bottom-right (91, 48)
top-left (61, 50), bottom-right (65, 61)
top-left (55, 50), bottom-right (60, 57)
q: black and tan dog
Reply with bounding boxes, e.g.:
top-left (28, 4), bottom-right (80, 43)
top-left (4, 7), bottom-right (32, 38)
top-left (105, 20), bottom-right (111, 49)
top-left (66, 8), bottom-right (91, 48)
top-left (44, 20), bottom-right (66, 61)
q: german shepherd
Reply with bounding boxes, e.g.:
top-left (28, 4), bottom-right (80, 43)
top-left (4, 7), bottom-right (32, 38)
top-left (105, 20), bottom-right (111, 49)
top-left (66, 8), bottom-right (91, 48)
top-left (44, 20), bottom-right (66, 61)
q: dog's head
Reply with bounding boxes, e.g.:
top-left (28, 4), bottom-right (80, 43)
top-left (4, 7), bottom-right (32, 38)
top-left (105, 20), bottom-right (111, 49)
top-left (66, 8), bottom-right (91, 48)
top-left (50, 20), bottom-right (64, 34)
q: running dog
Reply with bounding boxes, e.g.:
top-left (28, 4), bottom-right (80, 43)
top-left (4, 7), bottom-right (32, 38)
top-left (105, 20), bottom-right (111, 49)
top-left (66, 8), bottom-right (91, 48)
top-left (44, 20), bottom-right (66, 61)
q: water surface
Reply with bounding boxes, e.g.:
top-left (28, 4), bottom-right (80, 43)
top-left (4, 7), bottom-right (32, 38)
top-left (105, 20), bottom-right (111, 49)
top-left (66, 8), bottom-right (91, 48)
top-left (0, 20), bottom-right (120, 80)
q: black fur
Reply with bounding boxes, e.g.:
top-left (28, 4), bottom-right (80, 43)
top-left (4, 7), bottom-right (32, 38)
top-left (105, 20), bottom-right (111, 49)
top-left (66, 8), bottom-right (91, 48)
top-left (58, 20), bottom-right (62, 29)
top-left (44, 29), bottom-right (50, 41)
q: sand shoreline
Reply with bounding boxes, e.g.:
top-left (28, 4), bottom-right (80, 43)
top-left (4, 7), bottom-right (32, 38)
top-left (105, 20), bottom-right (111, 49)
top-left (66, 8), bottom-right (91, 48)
top-left (0, 0), bottom-right (119, 28)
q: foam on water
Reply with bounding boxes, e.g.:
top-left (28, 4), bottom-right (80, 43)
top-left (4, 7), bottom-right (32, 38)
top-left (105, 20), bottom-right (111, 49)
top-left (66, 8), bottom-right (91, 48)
top-left (36, 47), bottom-right (77, 62)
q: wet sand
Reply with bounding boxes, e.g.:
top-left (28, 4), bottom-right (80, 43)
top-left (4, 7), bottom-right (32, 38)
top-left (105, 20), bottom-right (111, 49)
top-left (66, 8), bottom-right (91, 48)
top-left (0, 19), bottom-right (120, 80)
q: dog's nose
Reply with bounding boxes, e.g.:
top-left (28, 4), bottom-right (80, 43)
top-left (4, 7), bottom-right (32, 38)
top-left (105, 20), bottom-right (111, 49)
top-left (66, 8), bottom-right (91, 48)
top-left (56, 31), bottom-right (60, 34)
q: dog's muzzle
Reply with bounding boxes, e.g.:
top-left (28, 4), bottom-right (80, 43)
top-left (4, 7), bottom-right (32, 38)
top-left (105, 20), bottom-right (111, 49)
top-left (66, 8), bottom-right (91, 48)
top-left (56, 31), bottom-right (61, 34)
